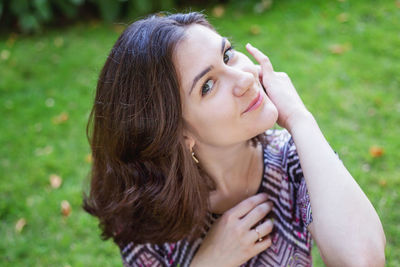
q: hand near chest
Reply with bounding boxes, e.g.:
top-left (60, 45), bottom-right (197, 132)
top-left (190, 193), bottom-right (274, 267)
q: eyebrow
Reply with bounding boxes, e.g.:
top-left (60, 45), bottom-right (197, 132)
top-left (188, 37), bottom-right (227, 95)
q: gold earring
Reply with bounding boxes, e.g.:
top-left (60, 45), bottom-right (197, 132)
top-left (191, 151), bottom-right (199, 164)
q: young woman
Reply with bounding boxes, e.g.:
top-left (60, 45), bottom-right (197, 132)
top-left (83, 12), bottom-right (386, 266)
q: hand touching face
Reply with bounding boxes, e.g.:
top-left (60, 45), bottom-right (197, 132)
top-left (246, 43), bottom-right (309, 131)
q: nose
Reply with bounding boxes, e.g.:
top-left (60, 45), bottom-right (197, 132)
top-left (228, 67), bottom-right (255, 97)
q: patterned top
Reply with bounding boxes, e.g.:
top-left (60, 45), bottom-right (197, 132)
top-left (119, 129), bottom-right (313, 267)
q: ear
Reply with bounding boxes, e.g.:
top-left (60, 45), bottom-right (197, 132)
top-left (183, 131), bottom-right (196, 152)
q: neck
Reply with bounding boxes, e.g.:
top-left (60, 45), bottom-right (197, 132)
top-left (195, 140), bottom-right (261, 197)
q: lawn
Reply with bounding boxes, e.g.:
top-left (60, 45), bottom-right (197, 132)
top-left (1, 0), bottom-right (399, 265)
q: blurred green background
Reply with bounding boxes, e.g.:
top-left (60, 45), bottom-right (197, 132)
top-left (1, 0), bottom-right (399, 266)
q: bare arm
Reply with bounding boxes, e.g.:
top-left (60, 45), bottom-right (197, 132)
top-left (289, 112), bottom-right (386, 266)
top-left (247, 43), bottom-right (386, 267)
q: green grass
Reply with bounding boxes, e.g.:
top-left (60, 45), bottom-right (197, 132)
top-left (1, 0), bottom-right (399, 265)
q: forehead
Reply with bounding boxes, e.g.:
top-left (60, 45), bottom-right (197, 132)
top-left (174, 25), bottom-right (222, 92)
top-left (181, 24), bottom-right (220, 47)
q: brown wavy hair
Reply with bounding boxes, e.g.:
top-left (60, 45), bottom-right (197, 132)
top-left (83, 12), bottom-right (267, 246)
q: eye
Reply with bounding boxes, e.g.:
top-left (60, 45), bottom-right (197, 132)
top-left (200, 46), bottom-right (234, 97)
top-left (201, 79), bottom-right (214, 96)
top-left (223, 47), bottom-right (234, 64)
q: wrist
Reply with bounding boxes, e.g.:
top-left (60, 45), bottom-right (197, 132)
top-left (286, 110), bottom-right (316, 135)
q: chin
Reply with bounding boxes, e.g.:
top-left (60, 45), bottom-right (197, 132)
top-left (243, 97), bottom-right (278, 139)
top-left (259, 100), bottom-right (278, 131)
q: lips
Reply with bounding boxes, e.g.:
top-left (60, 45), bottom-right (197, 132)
top-left (243, 91), bottom-right (263, 114)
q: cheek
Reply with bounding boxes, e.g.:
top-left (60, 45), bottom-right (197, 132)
top-left (191, 100), bottom-right (239, 143)
top-left (198, 102), bottom-right (235, 128)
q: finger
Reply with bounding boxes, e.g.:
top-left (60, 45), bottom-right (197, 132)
top-left (246, 43), bottom-right (274, 73)
top-left (254, 64), bottom-right (264, 87)
top-left (255, 65), bottom-right (264, 86)
top-left (229, 193), bottom-right (268, 219)
top-left (255, 219), bottom-right (274, 240)
top-left (253, 235), bottom-right (273, 253)
top-left (255, 65), bottom-right (262, 78)
top-left (274, 71), bottom-right (288, 78)
top-left (241, 201), bottom-right (273, 228)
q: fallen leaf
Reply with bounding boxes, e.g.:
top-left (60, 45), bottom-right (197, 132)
top-left (397, 1), bottom-right (400, 8)
top-left (329, 43), bottom-right (352, 54)
top-left (212, 5), bottom-right (225, 18)
top-left (35, 41), bottom-right (45, 51)
top-left (369, 145), bottom-right (384, 158)
top-left (378, 179), bottom-right (387, 187)
top-left (374, 97), bottom-right (383, 107)
top-left (15, 218), bottom-right (26, 233)
top-left (50, 174), bottom-right (62, 189)
top-left (52, 54), bottom-right (61, 64)
top-left (89, 19), bottom-right (101, 29)
top-left (254, 0), bottom-right (273, 13)
top-left (113, 24), bottom-right (126, 34)
top-left (85, 153), bottom-right (92, 163)
top-left (156, 12), bottom-right (166, 17)
top-left (367, 108), bottom-right (376, 116)
top-left (52, 112), bottom-right (69, 124)
top-left (34, 123), bottom-right (42, 132)
top-left (26, 196), bottom-right (35, 207)
top-left (361, 163), bottom-right (370, 172)
top-left (34, 145), bottom-right (53, 156)
top-left (6, 33), bottom-right (17, 47)
top-left (1, 50), bottom-right (10, 60)
top-left (54, 37), bottom-right (64, 48)
top-left (61, 200), bottom-right (71, 217)
top-left (340, 146), bottom-right (349, 155)
top-left (337, 13), bottom-right (349, 23)
top-left (250, 25), bottom-right (261, 35)
top-left (45, 98), bottom-right (55, 107)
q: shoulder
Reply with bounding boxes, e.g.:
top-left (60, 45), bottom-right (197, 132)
top-left (265, 128), bottom-right (292, 154)
top-left (264, 128), bottom-right (296, 170)
top-left (264, 129), bottom-right (304, 185)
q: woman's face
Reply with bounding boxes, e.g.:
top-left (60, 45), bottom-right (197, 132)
top-left (174, 25), bottom-right (278, 147)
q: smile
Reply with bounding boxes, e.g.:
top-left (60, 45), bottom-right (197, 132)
top-left (243, 91), bottom-right (264, 114)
